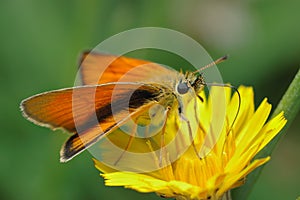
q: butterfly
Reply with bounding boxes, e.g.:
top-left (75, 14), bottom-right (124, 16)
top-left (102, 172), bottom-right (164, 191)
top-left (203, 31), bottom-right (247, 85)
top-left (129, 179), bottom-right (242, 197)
top-left (20, 51), bottom-right (228, 163)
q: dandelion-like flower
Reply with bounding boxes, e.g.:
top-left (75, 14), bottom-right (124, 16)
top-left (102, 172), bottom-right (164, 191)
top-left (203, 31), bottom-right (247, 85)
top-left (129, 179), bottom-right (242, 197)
top-left (93, 86), bottom-right (286, 200)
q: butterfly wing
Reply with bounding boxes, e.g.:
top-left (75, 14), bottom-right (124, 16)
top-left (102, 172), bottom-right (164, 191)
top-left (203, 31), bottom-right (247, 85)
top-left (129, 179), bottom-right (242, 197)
top-left (79, 52), bottom-right (176, 85)
top-left (21, 83), bottom-right (165, 162)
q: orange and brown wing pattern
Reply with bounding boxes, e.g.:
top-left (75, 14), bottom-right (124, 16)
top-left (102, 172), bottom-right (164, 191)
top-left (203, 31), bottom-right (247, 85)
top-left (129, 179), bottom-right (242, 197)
top-left (80, 52), bottom-right (175, 85)
top-left (61, 99), bottom-right (158, 162)
top-left (21, 83), bottom-right (164, 161)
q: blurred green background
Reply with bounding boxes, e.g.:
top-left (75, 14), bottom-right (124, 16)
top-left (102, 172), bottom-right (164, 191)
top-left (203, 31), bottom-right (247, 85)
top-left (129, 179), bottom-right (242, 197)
top-left (1, 0), bottom-right (299, 199)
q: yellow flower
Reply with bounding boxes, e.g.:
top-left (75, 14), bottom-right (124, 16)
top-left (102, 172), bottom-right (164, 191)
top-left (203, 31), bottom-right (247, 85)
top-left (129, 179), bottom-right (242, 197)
top-left (93, 86), bottom-right (287, 200)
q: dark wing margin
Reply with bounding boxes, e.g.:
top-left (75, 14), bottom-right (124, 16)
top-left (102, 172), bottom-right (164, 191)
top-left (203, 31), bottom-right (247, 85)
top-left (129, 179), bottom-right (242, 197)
top-left (20, 83), bottom-right (164, 162)
top-left (59, 83), bottom-right (163, 162)
top-left (60, 100), bottom-right (158, 162)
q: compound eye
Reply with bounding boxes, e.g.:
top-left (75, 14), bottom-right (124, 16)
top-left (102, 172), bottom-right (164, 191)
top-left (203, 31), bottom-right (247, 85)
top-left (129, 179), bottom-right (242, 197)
top-left (177, 82), bottom-right (189, 94)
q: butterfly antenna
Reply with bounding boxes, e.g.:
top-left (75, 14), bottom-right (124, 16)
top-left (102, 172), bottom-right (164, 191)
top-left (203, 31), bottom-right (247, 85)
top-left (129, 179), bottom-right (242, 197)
top-left (193, 55), bottom-right (228, 74)
top-left (205, 84), bottom-right (241, 162)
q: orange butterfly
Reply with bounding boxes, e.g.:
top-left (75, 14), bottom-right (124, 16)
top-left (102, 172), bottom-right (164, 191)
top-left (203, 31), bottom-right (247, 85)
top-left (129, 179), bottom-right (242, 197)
top-left (21, 52), bottom-right (227, 162)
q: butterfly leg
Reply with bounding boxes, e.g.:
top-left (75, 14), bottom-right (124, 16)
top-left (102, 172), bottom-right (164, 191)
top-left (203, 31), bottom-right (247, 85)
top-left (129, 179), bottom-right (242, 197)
top-left (180, 114), bottom-right (202, 160)
top-left (158, 107), bottom-right (171, 167)
top-left (113, 122), bottom-right (138, 166)
top-left (193, 98), bottom-right (206, 134)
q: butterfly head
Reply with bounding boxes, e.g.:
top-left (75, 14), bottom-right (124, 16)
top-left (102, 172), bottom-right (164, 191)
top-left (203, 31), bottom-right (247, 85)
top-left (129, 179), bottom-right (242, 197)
top-left (176, 72), bottom-right (205, 96)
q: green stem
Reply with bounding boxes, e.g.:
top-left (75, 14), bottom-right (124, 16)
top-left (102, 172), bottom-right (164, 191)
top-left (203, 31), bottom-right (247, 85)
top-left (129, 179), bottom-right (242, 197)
top-left (221, 191), bottom-right (232, 200)
top-left (231, 68), bottom-right (300, 199)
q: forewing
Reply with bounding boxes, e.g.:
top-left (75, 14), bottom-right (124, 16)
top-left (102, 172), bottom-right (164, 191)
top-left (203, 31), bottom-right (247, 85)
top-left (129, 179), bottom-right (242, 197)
top-left (21, 83), bottom-right (163, 161)
top-left (79, 52), bottom-right (175, 85)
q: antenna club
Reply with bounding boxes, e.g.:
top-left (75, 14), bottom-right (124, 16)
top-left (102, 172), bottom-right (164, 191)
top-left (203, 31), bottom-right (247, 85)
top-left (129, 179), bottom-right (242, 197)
top-left (222, 54), bottom-right (229, 61)
top-left (216, 54), bottom-right (229, 64)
